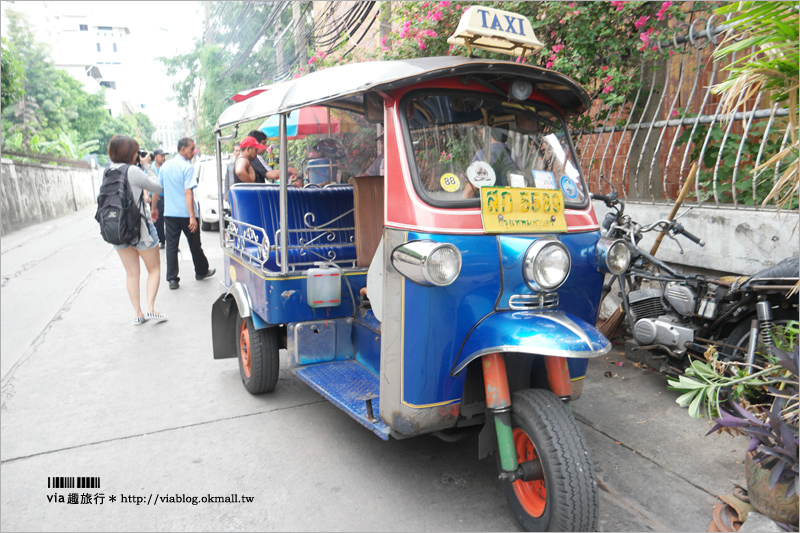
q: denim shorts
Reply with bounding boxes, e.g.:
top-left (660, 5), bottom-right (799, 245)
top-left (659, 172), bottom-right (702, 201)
top-left (112, 224), bottom-right (159, 251)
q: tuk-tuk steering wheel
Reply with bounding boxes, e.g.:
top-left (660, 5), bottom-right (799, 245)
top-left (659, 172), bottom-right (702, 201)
top-left (314, 138), bottom-right (347, 160)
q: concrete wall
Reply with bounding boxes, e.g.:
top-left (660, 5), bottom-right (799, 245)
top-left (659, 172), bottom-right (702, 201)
top-left (592, 200), bottom-right (800, 276)
top-left (1, 158), bottom-right (96, 236)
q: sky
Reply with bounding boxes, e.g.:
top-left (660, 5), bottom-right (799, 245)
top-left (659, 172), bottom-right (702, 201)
top-left (9, 0), bottom-right (206, 123)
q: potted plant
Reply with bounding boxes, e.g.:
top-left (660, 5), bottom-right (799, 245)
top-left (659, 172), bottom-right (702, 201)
top-left (667, 323), bottom-right (799, 528)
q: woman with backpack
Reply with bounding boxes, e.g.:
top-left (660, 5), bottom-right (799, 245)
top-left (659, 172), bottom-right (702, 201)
top-left (105, 135), bottom-right (168, 325)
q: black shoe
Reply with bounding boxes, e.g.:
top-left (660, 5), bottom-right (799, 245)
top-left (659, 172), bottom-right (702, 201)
top-left (196, 267), bottom-right (216, 281)
top-left (169, 280), bottom-right (180, 290)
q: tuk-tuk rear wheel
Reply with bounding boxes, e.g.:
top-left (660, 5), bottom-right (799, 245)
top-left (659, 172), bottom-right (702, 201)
top-left (500, 389), bottom-right (598, 532)
top-left (235, 314), bottom-right (279, 394)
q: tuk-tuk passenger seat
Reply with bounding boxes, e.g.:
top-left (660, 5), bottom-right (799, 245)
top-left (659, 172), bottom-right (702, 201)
top-left (348, 175), bottom-right (385, 268)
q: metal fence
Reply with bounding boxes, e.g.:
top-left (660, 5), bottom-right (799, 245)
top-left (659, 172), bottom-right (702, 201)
top-left (573, 18), bottom-right (795, 211)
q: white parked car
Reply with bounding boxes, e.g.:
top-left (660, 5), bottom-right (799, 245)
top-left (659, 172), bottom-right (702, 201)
top-left (195, 158), bottom-right (232, 231)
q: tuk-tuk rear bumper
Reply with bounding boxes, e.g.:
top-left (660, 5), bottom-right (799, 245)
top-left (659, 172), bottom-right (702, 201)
top-left (452, 310), bottom-right (610, 375)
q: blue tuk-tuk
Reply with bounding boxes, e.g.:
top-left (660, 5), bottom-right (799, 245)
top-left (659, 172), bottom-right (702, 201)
top-left (211, 6), bottom-right (628, 530)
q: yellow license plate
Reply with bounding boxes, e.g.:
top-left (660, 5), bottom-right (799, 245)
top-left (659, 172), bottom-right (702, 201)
top-left (480, 187), bottom-right (567, 233)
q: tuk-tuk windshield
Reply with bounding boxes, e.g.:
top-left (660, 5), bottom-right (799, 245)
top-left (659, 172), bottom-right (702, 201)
top-left (402, 91), bottom-right (588, 208)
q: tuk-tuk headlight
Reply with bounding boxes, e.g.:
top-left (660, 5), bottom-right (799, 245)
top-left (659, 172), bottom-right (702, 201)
top-left (524, 238), bottom-right (570, 291)
top-left (596, 237), bottom-right (630, 275)
top-left (392, 241), bottom-right (462, 287)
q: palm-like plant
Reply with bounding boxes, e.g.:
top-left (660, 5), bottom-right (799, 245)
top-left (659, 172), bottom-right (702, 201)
top-left (712, 1), bottom-right (799, 212)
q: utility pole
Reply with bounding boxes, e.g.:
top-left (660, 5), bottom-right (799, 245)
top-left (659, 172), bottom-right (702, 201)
top-left (204, 1), bottom-right (210, 44)
top-left (293, 2), bottom-right (307, 67)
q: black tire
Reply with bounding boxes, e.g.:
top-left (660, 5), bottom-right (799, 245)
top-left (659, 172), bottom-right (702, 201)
top-left (201, 220), bottom-right (212, 231)
top-left (236, 314), bottom-right (279, 394)
top-left (500, 389), bottom-right (598, 532)
top-left (720, 308), bottom-right (796, 361)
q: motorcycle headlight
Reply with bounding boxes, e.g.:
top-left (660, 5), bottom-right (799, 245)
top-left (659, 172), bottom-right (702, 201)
top-left (595, 237), bottom-right (630, 275)
top-left (523, 238), bottom-right (570, 291)
top-left (391, 241), bottom-right (462, 287)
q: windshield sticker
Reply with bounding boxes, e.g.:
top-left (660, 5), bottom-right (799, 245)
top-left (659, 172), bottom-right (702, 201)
top-left (532, 170), bottom-right (556, 189)
top-left (467, 161), bottom-right (496, 188)
top-left (440, 173), bottom-right (460, 192)
top-left (508, 172), bottom-right (526, 188)
top-left (560, 175), bottom-right (578, 199)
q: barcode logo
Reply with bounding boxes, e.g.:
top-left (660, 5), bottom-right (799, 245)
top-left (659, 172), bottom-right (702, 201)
top-left (48, 477), bottom-right (100, 489)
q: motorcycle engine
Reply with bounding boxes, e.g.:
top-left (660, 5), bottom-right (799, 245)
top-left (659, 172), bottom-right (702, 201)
top-left (664, 283), bottom-right (696, 316)
top-left (632, 315), bottom-right (696, 355)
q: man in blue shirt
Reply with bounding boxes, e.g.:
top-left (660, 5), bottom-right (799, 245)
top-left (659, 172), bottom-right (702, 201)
top-left (161, 137), bottom-right (215, 290)
top-left (149, 149), bottom-right (168, 248)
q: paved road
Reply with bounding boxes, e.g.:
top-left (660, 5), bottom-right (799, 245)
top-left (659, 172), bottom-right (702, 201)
top-left (1, 207), bottom-right (748, 532)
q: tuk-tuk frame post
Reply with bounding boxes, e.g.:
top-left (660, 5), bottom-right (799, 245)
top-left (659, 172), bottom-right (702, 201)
top-left (279, 113), bottom-right (289, 275)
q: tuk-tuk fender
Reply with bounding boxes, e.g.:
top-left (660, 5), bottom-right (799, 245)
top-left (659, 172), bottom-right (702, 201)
top-left (452, 311), bottom-right (610, 375)
top-left (226, 280), bottom-right (272, 328)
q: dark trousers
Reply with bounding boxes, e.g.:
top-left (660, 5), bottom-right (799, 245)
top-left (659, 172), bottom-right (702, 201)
top-left (154, 197), bottom-right (165, 243)
top-left (164, 216), bottom-right (210, 282)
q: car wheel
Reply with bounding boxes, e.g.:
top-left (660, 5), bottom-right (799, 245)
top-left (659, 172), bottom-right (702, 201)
top-left (236, 313), bottom-right (279, 394)
top-left (499, 389), bottom-right (598, 532)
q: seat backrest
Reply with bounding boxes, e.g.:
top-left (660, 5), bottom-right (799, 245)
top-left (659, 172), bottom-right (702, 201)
top-left (348, 175), bottom-right (384, 268)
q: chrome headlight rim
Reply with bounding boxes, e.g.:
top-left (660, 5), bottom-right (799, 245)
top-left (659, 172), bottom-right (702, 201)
top-left (596, 237), bottom-right (631, 275)
top-left (391, 240), bottom-right (462, 287)
top-left (523, 238), bottom-right (571, 292)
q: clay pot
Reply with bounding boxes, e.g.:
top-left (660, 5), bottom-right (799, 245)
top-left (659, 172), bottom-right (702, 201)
top-left (745, 451), bottom-right (799, 526)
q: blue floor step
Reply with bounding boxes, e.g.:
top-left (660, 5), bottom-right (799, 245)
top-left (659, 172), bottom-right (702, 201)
top-left (294, 360), bottom-right (390, 440)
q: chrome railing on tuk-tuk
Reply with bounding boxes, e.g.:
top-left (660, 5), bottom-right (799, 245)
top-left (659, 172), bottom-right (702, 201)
top-left (223, 206), bottom-right (357, 273)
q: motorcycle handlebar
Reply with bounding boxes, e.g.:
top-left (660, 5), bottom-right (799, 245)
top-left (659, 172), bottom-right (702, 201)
top-left (590, 192), bottom-right (618, 206)
top-left (672, 223), bottom-right (705, 247)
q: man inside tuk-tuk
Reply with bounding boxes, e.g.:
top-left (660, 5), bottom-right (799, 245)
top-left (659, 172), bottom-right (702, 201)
top-left (462, 126), bottom-right (520, 198)
top-left (234, 136), bottom-right (299, 185)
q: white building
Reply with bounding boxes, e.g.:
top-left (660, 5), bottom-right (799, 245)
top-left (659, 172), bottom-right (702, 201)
top-left (3, 1), bottom-right (188, 126)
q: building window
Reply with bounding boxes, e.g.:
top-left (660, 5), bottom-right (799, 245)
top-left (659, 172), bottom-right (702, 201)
top-left (96, 43), bottom-right (101, 52)
top-left (113, 43), bottom-right (117, 52)
top-left (79, 24), bottom-right (88, 31)
top-left (100, 81), bottom-right (117, 90)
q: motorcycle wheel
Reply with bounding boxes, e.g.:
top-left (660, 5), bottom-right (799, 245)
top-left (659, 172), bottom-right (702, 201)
top-left (720, 308), bottom-right (796, 361)
top-left (499, 389), bottom-right (598, 532)
top-left (236, 313), bottom-right (280, 394)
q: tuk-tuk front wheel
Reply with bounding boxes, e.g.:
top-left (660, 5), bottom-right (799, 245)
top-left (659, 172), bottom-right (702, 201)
top-left (236, 314), bottom-right (279, 394)
top-left (500, 389), bottom-right (598, 532)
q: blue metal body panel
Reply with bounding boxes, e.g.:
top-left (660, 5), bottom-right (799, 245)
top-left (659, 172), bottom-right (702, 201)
top-left (294, 360), bottom-right (390, 440)
top-left (398, 231), bottom-right (605, 408)
top-left (224, 253), bottom-right (365, 325)
top-left (452, 311), bottom-right (610, 374)
top-left (353, 308), bottom-right (381, 376)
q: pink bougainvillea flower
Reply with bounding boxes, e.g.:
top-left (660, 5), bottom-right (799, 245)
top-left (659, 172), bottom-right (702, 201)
top-left (418, 40), bottom-right (427, 50)
top-left (456, 4), bottom-right (461, 10)
top-left (634, 16), bottom-right (649, 29)
top-left (546, 61), bottom-right (554, 68)
top-left (602, 75), bottom-right (613, 84)
top-left (601, 66), bottom-right (609, 71)
top-left (439, 0), bottom-right (451, 7)
top-left (574, 10), bottom-right (580, 15)
top-left (669, 49), bottom-right (675, 57)
top-left (671, 109), bottom-right (679, 118)
top-left (656, 1), bottom-right (673, 20)
top-left (552, 44), bottom-right (565, 53)
top-left (610, 0), bottom-right (626, 11)
top-left (602, 85), bottom-right (614, 93)
top-left (550, 30), bottom-right (557, 38)
top-left (568, 2), bottom-right (575, 6)
top-left (559, 18), bottom-right (565, 24)
top-left (308, 57), bottom-right (316, 65)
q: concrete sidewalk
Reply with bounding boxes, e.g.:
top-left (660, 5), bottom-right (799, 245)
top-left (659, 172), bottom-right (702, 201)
top-left (1, 208), bottom-right (750, 532)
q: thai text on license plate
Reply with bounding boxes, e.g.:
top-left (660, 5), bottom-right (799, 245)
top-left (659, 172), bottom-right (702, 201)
top-left (480, 187), bottom-right (567, 233)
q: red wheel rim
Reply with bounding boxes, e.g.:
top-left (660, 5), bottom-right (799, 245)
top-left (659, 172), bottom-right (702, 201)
top-left (239, 320), bottom-right (251, 378)
top-left (512, 427), bottom-right (546, 518)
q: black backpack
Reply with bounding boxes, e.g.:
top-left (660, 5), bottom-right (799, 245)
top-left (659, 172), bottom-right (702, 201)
top-left (95, 164), bottom-right (144, 245)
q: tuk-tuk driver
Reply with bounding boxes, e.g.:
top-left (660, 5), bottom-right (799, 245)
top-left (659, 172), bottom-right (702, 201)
top-left (235, 136), bottom-right (299, 184)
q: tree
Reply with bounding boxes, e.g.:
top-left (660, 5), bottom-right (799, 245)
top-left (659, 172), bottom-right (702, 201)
top-left (159, 1), bottom-right (298, 152)
top-left (1, 36), bottom-right (25, 109)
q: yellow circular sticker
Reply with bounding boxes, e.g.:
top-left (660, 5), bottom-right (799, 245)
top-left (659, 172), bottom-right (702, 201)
top-left (229, 265), bottom-right (237, 283)
top-left (440, 173), bottom-right (460, 192)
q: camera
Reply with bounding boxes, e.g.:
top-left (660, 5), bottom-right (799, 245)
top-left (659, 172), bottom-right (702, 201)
top-left (138, 149), bottom-right (154, 161)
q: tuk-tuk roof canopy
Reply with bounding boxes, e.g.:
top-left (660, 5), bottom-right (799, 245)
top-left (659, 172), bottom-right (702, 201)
top-left (215, 56), bottom-right (590, 132)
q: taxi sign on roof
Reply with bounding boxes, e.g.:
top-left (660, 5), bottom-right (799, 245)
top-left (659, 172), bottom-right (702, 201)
top-left (447, 6), bottom-right (544, 58)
